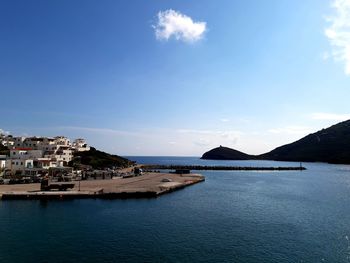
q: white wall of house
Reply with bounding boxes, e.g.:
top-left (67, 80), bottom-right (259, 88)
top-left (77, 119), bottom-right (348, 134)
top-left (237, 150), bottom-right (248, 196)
top-left (0, 160), bottom-right (6, 169)
top-left (25, 160), bottom-right (34, 169)
top-left (1, 139), bottom-right (14, 148)
top-left (75, 146), bottom-right (90, 152)
top-left (10, 149), bottom-right (43, 159)
top-left (55, 150), bottom-right (73, 162)
top-left (23, 137), bottom-right (57, 151)
top-left (55, 136), bottom-right (71, 146)
top-left (12, 137), bottom-right (26, 148)
top-left (36, 158), bottom-right (59, 169)
top-left (0, 160), bottom-right (6, 177)
top-left (7, 159), bottom-right (26, 174)
top-left (72, 138), bottom-right (90, 152)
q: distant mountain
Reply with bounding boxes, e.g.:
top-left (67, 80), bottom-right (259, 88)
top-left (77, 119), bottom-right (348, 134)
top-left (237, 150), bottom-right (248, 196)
top-left (201, 120), bottom-right (350, 164)
top-left (201, 146), bottom-right (253, 160)
top-left (69, 147), bottom-right (134, 169)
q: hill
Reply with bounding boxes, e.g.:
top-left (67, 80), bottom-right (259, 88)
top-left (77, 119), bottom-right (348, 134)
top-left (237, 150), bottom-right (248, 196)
top-left (201, 146), bottom-right (253, 160)
top-left (69, 147), bottom-right (134, 169)
top-left (260, 120), bottom-right (350, 164)
top-left (201, 120), bottom-right (350, 164)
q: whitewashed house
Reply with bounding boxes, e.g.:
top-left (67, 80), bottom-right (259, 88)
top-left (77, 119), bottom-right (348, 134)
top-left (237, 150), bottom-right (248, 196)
top-left (72, 138), bottom-right (90, 152)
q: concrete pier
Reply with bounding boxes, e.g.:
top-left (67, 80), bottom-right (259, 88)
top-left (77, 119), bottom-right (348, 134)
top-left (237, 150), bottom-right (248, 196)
top-left (0, 172), bottom-right (205, 200)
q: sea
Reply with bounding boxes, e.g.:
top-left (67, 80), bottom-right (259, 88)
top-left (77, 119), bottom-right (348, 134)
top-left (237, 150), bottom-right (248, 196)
top-left (1, 157), bottom-right (350, 263)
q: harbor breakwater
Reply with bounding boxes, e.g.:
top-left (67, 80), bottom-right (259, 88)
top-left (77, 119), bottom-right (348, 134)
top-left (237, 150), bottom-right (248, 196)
top-left (142, 165), bottom-right (306, 171)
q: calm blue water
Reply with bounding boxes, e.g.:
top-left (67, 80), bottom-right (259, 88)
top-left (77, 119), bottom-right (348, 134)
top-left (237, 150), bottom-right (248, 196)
top-left (1, 157), bottom-right (350, 263)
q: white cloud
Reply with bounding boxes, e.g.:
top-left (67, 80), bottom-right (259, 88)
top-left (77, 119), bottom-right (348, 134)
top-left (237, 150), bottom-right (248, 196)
top-left (268, 126), bottom-right (313, 135)
top-left (220, 118), bottom-right (230, 122)
top-left (310, 112), bottom-right (350, 121)
top-left (325, 0), bottom-right (350, 75)
top-left (154, 9), bottom-right (206, 43)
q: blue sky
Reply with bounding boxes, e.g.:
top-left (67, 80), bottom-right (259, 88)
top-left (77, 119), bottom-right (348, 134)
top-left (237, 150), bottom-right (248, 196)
top-left (1, 0), bottom-right (350, 156)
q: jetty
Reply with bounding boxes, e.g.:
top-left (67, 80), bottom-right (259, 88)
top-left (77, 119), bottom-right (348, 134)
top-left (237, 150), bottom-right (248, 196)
top-left (0, 172), bottom-right (205, 200)
top-left (142, 165), bottom-right (306, 171)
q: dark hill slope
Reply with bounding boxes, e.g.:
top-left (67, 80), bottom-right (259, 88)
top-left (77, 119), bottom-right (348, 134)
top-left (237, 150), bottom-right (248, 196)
top-left (259, 120), bottom-right (350, 164)
top-left (201, 146), bottom-right (253, 160)
top-left (69, 147), bottom-right (134, 169)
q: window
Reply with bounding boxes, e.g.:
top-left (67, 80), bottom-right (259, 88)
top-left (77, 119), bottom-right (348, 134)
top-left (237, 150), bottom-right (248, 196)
top-left (21, 162), bottom-right (23, 165)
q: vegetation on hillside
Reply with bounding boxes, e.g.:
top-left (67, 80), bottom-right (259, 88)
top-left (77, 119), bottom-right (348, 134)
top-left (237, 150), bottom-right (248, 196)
top-left (201, 146), bottom-right (253, 160)
top-left (69, 147), bottom-right (134, 169)
top-left (260, 120), bottom-right (350, 164)
top-left (0, 143), bottom-right (9, 156)
top-left (202, 120), bottom-right (350, 164)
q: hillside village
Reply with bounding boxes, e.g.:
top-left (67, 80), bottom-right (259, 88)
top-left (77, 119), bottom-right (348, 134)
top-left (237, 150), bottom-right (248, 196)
top-left (0, 134), bottom-right (91, 178)
top-left (0, 132), bottom-right (204, 199)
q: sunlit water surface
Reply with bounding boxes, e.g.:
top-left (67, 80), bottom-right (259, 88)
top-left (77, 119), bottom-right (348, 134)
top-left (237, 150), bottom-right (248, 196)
top-left (1, 157), bottom-right (350, 262)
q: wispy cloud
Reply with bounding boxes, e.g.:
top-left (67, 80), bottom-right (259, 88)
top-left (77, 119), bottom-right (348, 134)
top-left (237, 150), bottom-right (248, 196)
top-left (193, 138), bottom-right (211, 147)
top-left (176, 129), bottom-right (242, 136)
top-left (176, 129), bottom-right (241, 148)
top-left (154, 9), bottom-right (206, 43)
top-left (58, 126), bottom-right (143, 137)
top-left (310, 112), bottom-right (350, 121)
top-left (325, 0), bottom-right (350, 75)
top-left (220, 118), bottom-right (230, 122)
top-left (268, 126), bottom-right (313, 135)
top-left (177, 129), bottom-right (214, 135)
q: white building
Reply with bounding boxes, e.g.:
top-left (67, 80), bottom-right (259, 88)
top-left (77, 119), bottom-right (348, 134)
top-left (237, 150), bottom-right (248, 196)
top-left (11, 137), bottom-right (26, 148)
top-left (35, 158), bottom-right (59, 169)
top-left (10, 148), bottom-right (43, 159)
top-left (54, 136), bottom-right (71, 146)
top-left (0, 135), bottom-right (14, 148)
top-left (0, 155), bottom-right (6, 171)
top-left (73, 138), bottom-right (90, 152)
top-left (6, 159), bottom-right (34, 175)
